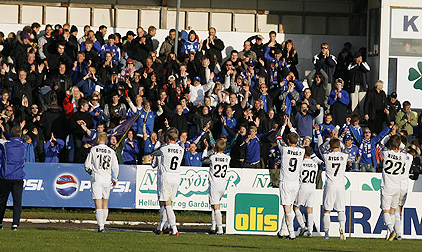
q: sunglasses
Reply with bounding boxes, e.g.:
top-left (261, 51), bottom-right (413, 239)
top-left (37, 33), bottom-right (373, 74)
top-left (226, 64), bottom-right (232, 66)
top-left (321, 47), bottom-right (328, 49)
top-left (6, 109), bottom-right (13, 112)
top-left (92, 99), bottom-right (99, 101)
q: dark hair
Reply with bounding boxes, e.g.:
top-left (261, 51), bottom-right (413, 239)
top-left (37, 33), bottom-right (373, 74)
top-left (403, 101), bottom-right (411, 107)
top-left (329, 138), bottom-right (340, 149)
top-left (305, 146), bottom-right (313, 157)
top-left (108, 34), bottom-right (116, 40)
top-left (31, 22), bottom-right (41, 29)
top-left (287, 132), bottom-right (299, 145)
top-left (389, 135), bottom-right (402, 150)
top-left (231, 50), bottom-right (238, 55)
top-left (350, 113), bottom-right (360, 124)
top-left (99, 25), bottom-right (107, 31)
top-left (79, 99), bottom-right (89, 108)
top-left (10, 126), bottom-right (22, 138)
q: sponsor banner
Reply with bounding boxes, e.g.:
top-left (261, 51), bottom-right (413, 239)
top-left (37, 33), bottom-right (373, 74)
top-left (227, 188), bottom-right (422, 239)
top-left (391, 8), bottom-right (422, 39)
top-left (396, 58), bottom-right (422, 109)
top-left (7, 163), bottom-right (136, 209)
top-left (135, 166), bottom-right (275, 210)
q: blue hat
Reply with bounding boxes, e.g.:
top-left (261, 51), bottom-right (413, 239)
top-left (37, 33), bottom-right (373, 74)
top-left (247, 60), bottom-right (255, 66)
top-left (215, 77), bottom-right (223, 83)
top-left (344, 135), bottom-right (353, 141)
top-left (270, 59), bottom-right (277, 64)
top-left (194, 76), bottom-right (201, 82)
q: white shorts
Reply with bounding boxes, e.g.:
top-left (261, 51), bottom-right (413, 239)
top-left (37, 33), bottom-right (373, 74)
top-left (158, 173), bottom-right (180, 202)
top-left (294, 185), bottom-right (315, 208)
top-left (279, 181), bottom-right (299, 206)
top-left (323, 186), bottom-right (345, 212)
top-left (209, 181), bottom-right (226, 205)
top-left (380, 187), bottom-right (400, 210)
top-left (156, 173), bottom-right (162, 199)
top-left (91, 180), bottom-right (112, 200)
top-left (399, 185), bottom-right (408, 207)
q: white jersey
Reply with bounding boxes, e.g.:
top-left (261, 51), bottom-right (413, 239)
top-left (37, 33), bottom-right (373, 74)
top-left (278, 145), bottom-right (305, 183)
top-left (381, 149), bottom-right (406, 189)
top-left (204, 152), bottom-right (231, 183)
top-left (322, 151), bottom-right (348, 187)
top-left (84, 144), bottom-right (119, 182)
top-left (152, 143), bottom-right (185, 174)
top-left (401, 153), bottom-right (413, 188)
top-left (300, 158), bottom-right (320, 188)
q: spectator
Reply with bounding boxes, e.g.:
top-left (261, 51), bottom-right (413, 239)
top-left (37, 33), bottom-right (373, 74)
top-left (104, 92), bottom-right (126, 128)
top-left (319, 114), bottom-right (335, 139)
top-left (76, 66), bottom-right (104, 97)
top-left (88, 93), bottom-right (104, 128)
top-left (313, 43), bottom-right (337, 97)
top-left (203, 27), bottom-right (225, 70)
top-left (136, 100), bottom-right (163, 137)
top-left (4, 64), bottom-right (43, 106)
top-left (182, 30), bottom-right (201, 57)
top-left (142, 123), bottom-right (160, 164)
top-left (51, 63), bottom-right (73, 105)
top-left (122, 129), bottom-right (139, 165)
top-left (335, 42), bottom-right (353, 83)
top-left (81, 39), bottom-right (101, 67)
top-left (348, 52), bottom-right (370, 114)
top-left (343, 135), bottom-right (360, 171)
top-left (343, 113), bottom-right (363, 145)
top-left (22, 128), bottom-right (38, 162)
top-left (294, 102), bottom-right (320, 138)
top-left (63, 86), bottom-right (83, 119)
top-left (81, 31), bottom-right (101, 54)
top-left (184, 142), bottom-right (208, 167)
top-left (364, 80), bottom-right (387, 134)
top-left (100, 34), bottom-right (120, 65)
top-left (238, 40), bottom-right (258, 63)
top-left (38, 24), bottom-right (54, 63)
top-left (282, 39), bottom-right (299, 79)
top-left (396, 101), bottom-right (417, 144)
top-left (48, 42), bottom-right (72, 73)
top-left (159, 29), bottom-right (176, 58)
top-left (44, 133), bottom-right (65, 163)
top-left (240, 125), bottom-right (275, 168)
top-left (385, 92), bottom-right (400, 123)
top-left (246, 34), bottom-right (265, 60)
top-left (70, 99), bottom-right (94, 163)
top-left (0, 126), bottom-right (26, 230)
top-left (95, 25), bottom-right (107, 46)
top-left (307, 70), bottom-right (328, 124)
top-left (328, 78), bottom-right (349, 127)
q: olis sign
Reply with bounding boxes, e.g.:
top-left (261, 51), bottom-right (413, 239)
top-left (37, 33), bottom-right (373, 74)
top-left (391, 8), bottom-right (422, 39)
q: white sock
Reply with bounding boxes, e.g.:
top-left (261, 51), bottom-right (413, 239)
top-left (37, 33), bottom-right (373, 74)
top-left (211, 208), bottom-right (216, 230)
top-left (166, 205), bottom-right (178, 233)
top-left (338, 212), bottom-right (346, 231)
top-left (307, 213), bottom-right (314, 233)
top-left (383, 213), bottom-right (394, 233)
top-left (96, 209), bottom-right (104, 229)
top-left (103, 209), bottom-right (108, 225)
top-left (294, 208), bottom-right (306, 229)
top-left (394, 212), bottom-right (401, 236)
top-left (323, 213), bottom-right (330, 232)
top-left (158, 206), bottom-right (168, 231)
top-left (215, 209), bottom-right (223, 233)
top-left (285, 213), bottom-right (295, 237)
top-left (278, 215), bottom-right (286, 235)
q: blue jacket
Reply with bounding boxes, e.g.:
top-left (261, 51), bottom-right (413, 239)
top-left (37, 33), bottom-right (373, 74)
top-left (81, 40), bottom-right (101, 53)
top-left (24, 139), bottom-right (37, 163)
top-left (184, 151), bottom-right (203, 167)
top-left (122, 138), bottom-right (140, 164)
top-left (100, 43), bottom-right (120, 65)
top-left (136, 110), bottom-right (159, 136)
top-left (182, 41), bottom-right (200, 55)
top-left (350, 126), bottom-right (391, 166)
top-left (44, 139), bottom-right (65, 163)
top-left (76, 78), bottom-right (104, 97)
top-left (0, 137), bottom-right (26, 180)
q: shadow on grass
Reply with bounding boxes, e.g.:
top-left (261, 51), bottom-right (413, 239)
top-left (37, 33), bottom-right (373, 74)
top-left (34, 227), bottom-right (62, 231)
top-left (172, 242), bottom-right (258, 249)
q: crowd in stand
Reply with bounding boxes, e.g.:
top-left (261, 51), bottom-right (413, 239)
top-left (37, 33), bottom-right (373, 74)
top-left (0, 22), bottom-right (420, 173)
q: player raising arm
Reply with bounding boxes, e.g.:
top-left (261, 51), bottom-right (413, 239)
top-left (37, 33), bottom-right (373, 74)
top-left (151, 128), bottom-right (184, 236)
top-left (276, 115), bottom-right (305, 240)
top-left (202, 139), bottom-right (231, 235)
top-left (84, 132), bottom-right (119, 233)
top-left (294, 146), bottom-right (323, 237)
top-left (320, 137), bottom-right (348, 240)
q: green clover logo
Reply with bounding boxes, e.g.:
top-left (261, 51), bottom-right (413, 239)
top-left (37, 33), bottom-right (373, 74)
top-left (362, 177), bottom-right (381, 191)
top-left (408, 62), bottom-right (422, 90)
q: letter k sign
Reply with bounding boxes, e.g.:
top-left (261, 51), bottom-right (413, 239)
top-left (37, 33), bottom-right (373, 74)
top-left (404, 16), bottom-right (419, 32)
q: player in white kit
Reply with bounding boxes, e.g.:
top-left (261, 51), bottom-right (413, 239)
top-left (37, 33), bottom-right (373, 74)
top-left (152, 155), bottom-right (170, 234)
top-left (84, 132), bottom-right (119, 233)
top-left (294, 146), bottom-right (323, 237)
top-left (276, 116), bottom-right (305, 240)
top-left (380, 134), bottom-right (405, 241)
top-left (151, 128), bottom-right (184, 236)
top-left (202, 139), bottom-right (231, 235)
top-left (394, 148), bottom-right (413, 240)
top-left (320, 138), bottom-right (348, 240)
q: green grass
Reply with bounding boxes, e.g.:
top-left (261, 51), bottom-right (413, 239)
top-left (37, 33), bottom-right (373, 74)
top-left (0, 227), bottom-right (420, 252)
top-left (4, 208), bottom-right (221, 223)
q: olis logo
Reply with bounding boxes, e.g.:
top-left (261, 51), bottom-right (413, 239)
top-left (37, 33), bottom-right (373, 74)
top-left (234, 193), bottom-right (278, 232)
top-left (408, 62), bottom-right (422, 90)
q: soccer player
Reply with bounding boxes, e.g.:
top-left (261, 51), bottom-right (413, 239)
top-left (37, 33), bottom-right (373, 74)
top-left (394, 147), bottom-right (413, 240)
top-left (380, 134), bottom-right (405, 241)
top-left (294, 146), bottom-right (323, 237)
top-left (319, 137), bottom-right (348, 240)
top-left (152, 128), bottom-right (184, 236)
top-left (203, 139), bottom-right (231, 235)
top-left (276, 116), bottom-right (305, 240)
top-left (84, 132), bottom-right (119, 233)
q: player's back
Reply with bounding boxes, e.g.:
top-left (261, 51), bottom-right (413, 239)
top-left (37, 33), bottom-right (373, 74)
top-left (279, 145), bottom-right (305, 183)
top-left (401, 153), bottom-right (413, 188)
top-left (85, 144), bottom-right (118, 181)
top-left (300, 158), bottom-right (319, 188)
top-left (157, 143), bottom-right (184, 174)
top-left (208, 152), bottom-right (231, 183)
top-left (323, 151), bottom-right (348, 187)
top-left (381, 149), bottom-right (405, 189)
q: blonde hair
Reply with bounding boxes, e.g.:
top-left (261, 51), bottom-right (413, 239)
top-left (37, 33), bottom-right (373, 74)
top-left (167, 128), bottom-right (179, 141)
top-left (215, 139), bottom-right (226, 152)
top-left (97, 132), bottom-right (108, 144)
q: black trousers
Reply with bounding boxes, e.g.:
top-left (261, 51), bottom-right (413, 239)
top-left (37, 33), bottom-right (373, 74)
top-left (0, 178), bottom-right (24, 226)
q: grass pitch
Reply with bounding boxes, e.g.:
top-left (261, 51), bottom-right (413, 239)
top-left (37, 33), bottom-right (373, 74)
top-left (0, 227), bottom-right (419, 252)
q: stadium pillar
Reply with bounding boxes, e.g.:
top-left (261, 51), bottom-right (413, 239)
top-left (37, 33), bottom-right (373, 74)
top-left (174, 0), bottom-right (181, 57)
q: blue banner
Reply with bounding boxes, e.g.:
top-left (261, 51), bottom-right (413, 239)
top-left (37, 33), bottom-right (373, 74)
top-left (6, 163), bottom-right (137, 209)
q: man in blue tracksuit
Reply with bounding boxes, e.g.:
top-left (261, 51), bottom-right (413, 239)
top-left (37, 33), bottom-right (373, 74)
top-left (240, 125), bottom-right (275, 168)
top-left (0, 126), bottom-right (26, 230)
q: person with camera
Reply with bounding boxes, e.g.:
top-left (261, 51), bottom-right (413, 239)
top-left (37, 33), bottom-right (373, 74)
top-left (43, 132), bottom-right (65, 163)
top-left (76, 66), bottom-right (104, 97)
